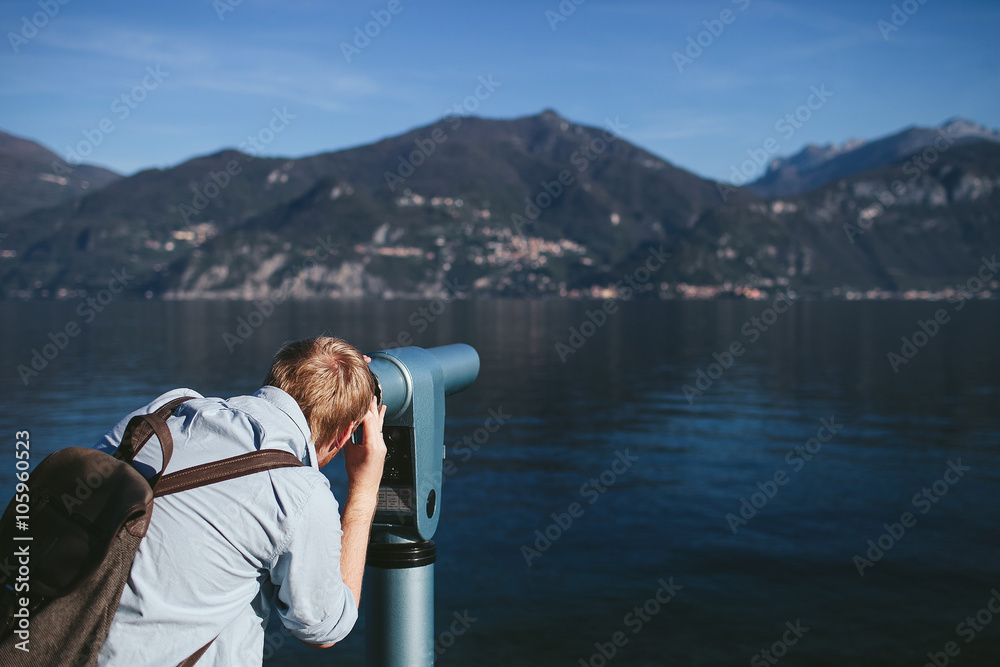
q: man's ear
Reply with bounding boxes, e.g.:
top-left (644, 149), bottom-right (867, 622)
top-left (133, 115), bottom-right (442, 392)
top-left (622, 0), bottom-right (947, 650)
top-left (334, 423), bottom-right (355, 451)
top-left (317, 423), bottom-right (356, 468)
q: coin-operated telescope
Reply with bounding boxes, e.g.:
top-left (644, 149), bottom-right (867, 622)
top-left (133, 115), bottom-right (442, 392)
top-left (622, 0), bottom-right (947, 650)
top-left (361, 344), bottom-right (480, 667)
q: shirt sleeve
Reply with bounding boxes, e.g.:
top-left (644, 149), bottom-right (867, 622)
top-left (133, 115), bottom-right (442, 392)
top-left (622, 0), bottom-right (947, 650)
top-left (269, 482), bottom-right (358, 646)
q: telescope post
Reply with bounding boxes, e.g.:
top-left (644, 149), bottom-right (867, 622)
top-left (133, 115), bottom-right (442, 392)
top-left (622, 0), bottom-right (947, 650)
top-left (365, 538), bottom-right (435, 666)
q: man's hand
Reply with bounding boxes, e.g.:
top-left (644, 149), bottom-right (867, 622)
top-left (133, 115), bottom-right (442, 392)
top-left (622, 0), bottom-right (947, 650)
top-left (343, 397), bottom-right (386, 492)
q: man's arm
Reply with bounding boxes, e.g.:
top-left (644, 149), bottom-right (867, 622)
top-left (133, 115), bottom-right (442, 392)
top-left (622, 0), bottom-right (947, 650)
top-left (340, 398), bottom-right (387, 608)
top-left (306, 398), bottom-right (386, 648)
top-left (299, 487), bottom-right (376, 648)
top-left (274, 483), bottom-right (359, 650)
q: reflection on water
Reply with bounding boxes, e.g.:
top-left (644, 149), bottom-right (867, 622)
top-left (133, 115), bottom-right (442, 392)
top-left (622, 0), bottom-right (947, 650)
top-left (1, 300), bottom-right (998, 665)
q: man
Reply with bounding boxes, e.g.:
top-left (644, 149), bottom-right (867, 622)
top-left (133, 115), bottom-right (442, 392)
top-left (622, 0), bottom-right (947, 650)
top-left (95, 337), bottom-right (387, 665)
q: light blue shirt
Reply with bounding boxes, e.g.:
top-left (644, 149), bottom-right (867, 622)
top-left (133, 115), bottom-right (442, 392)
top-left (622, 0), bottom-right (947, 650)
top-left (95, 386), bottom-right (357, 666)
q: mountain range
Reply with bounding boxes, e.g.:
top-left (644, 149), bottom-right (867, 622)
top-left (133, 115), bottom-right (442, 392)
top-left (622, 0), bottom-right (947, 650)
top-left (747, 118), bottom-right (1000, 198)
top-left (1, 112), bottom-right (997, 299)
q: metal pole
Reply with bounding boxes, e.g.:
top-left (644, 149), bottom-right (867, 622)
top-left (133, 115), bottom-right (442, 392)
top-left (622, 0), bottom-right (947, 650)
top-left (365, 540), bottom-right (436, 667)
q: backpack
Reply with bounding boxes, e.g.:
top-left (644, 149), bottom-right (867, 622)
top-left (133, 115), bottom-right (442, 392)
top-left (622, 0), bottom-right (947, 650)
top-left (0, 396), bottom-right (304, 667)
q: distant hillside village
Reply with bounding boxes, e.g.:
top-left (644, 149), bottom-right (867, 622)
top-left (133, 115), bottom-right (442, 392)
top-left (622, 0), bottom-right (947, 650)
top-left (1, 113), bottom-right (998, 300)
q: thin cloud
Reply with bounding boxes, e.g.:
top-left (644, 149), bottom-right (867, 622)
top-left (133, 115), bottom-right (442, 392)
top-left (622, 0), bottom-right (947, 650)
top-left (20, 17), bottom-right (380, 113)
top-left (36, 21), bottom-right (212, 67)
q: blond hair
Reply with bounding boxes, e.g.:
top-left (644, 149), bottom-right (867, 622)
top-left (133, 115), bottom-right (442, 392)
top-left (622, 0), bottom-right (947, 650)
top-left (263, 337), bottom-right (375, 447)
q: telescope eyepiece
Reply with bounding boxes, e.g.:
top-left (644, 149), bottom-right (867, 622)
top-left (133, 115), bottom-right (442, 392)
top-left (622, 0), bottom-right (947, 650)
top-left (368, 367), bottom-right (383, 408)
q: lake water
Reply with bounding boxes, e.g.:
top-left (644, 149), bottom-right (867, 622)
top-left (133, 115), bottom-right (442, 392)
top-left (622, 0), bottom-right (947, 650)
top-left (1, 299), bottom-right (998, 666)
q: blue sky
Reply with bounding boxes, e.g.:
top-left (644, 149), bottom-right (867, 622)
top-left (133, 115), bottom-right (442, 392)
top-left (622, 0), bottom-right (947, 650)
top-left (1, 0), bottom-right (997, 183)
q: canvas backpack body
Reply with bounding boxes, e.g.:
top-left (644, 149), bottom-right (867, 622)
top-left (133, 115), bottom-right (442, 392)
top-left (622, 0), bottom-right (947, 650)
top-left (0, 397), bottom-right (302, 667)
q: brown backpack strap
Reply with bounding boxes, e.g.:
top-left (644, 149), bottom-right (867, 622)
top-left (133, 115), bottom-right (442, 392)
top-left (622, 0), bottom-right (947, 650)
top-left (153, 450), bottom-right (304, 498)
top-left (114, 396), bottom-right (196, 465)
top-left (123, 413), bottom-right (176, 487)
top-left (153, 396), bottom-right (197, 419)
top-left (177, 636), bottom-right (216, 667)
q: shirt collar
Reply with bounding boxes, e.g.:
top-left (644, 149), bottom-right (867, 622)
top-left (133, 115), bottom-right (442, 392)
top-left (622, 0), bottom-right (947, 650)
top-left (253, 386), bottom-right (320, 470)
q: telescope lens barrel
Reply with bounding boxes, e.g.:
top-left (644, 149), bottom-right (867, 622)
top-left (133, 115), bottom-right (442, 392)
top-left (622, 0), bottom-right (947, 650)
top-left (426, 344), bottom-right (480, 396)
top-left (367, 344), bottom-right (480, 419)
